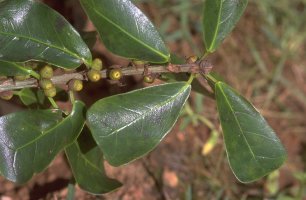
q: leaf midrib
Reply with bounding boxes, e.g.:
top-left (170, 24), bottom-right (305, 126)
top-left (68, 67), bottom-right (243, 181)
top-left (0, 31), bottom-right (81, 62)
top-left (86, 0), bottom-right (169, 61)
top-left (67, 144), bottom-right (103, 173)
top-left (208, 0), bottom-right (224, 52)
top-left (100, 83), bottom-right (190, 138)
top-left (217, 83), bottom-right (257, 161)
top-left (14, 107), bottom-right (82, 151)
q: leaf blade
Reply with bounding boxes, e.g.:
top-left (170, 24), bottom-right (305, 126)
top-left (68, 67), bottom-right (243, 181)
top-left (203, 0), bottom-right (248, 52)
top-left (87, 82), bottom-right (191, 166)
top-left (0, 101), bottom-right (86, 183)
top-left (65, 127), bottom-right (122, 194)
top-left (0, 0), bottom-right (92, 68)
top-left (79, 0), bottom-right (169, 63)
top-left (0, 61), bottom-right (31, 76)
top-left (215, 82), bottom-right (286, 182)
top-left (17, 88), bottom-right (37, 106)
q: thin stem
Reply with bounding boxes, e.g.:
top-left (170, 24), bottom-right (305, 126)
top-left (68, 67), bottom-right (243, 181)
top-left (48, 97), bottom-right (59, 109)
top-left (0, 61), bottom-right (213, 92)
top-left (201, 51), bottom-right (210, 60)
top-left (69, 90), bottom-right (75, 104)
top-left (28, 69), bottom-right (40, 79)
top-left (204, 73), bottom-right (218, 84)
top-left (186, 73), bottom-right (196, 85)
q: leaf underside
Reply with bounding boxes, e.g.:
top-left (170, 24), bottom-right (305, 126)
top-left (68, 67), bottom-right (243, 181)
top-left (0, 0), bottom-right (92, 68)
top-left (87, 82), bottom-right (191, 166)
top-left (79, 0), bottom-right (169, 63)
top-left (215, 82), bottom-right (286, 183)
top-left (0, 101), bottom-right (86, 183)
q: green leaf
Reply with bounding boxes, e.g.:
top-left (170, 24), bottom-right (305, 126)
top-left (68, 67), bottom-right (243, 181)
top-left (79, 0), bottom-right (169, 63)
top-left (65, 127), bottom-right (122, 194)
top-left (0, 101), bottom-right (86, 183)
top-left (215, 82), bottom-right (286, 182)
top-left (0, 0), bottom-right (92, 69)
top-left (0, 61), bottom-right (31, 76)
top-left (17, 88), bottom-right (45, 106)
top-left (87, 82), bottom-right (191, 166)
top-left (17, 88), bottom-right (37, 106)
top-left (203, 0), bottom-right (248, 53)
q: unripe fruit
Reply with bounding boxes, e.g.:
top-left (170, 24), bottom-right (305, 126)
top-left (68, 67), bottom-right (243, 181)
top-left (14, 75), bottom-right (30, 81)
top-left (87, 69), bottom-right (101, 82)
top-left (132, 60), bottom-right (147, 66)
top-left (91, 58), bottom-right (103, 71)
top-left (26, 62), bottom-right (38, 69)
top-left (44, 86), bottom-right (57, 98)
top-left (143, 75), bottom-right (154, 84)
top-left (0, 91), bottom-right (13, 100)
top-left (109, 69), bottom-right (122, 81)
top-left (186, 55), bottom-right (199, 64)
top-left (39, 79), bottom-right (54, 90)
top-left (68, 79), bottom-right (83, 92)
top-left (40, 65), bottom-right (53, 79)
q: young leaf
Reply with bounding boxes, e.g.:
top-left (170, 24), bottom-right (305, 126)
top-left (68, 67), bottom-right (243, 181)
top-left (0, 0), bottom-right (92, 69)
top-left (79, 0), bottom-right (170, 63)
top-left (0, 61), bottom-right (31, 76)
top-left (215, 82), bottom-right (286, 182)
top-left (17, 88), bottom-right (38, 106)
top-left (87, 82), bottom-right (191, 166)
top-left (0, 101), bottom-right (86, 183)
top-left (203, 0), bottom-right (248, 53)
top-left (65, 127), bottom-right (122, 194)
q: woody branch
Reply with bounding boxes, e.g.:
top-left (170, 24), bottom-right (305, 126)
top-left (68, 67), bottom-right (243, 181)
top-left (0, 60), bottom-right (212, 92)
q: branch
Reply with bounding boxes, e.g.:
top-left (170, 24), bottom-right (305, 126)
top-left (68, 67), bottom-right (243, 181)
top-left (0, 60), bottom-right (212, 92)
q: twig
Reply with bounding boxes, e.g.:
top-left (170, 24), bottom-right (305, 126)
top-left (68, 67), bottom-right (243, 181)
top-left (0, 61), bottom-right (213, 92)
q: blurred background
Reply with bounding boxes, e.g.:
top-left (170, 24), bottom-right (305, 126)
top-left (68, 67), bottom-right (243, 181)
top-left (0, 0), bottom-right (306, 199)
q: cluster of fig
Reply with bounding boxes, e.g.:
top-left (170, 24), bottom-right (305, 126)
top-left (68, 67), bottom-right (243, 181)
top-left (87, 58), bottom-right (123, 82)
top-left (39, 65), bottom-right (57, 97)
top-left (0, 58), bottom-right (158, 102)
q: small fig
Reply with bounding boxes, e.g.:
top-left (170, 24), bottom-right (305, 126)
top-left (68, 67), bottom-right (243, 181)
top-left (39, 79), bottom-right (54, 90)
top-left (87, 69), bottom-right (101, 82)
top-left (14, 75), bottom-right (30, 81)
top-left (44, 86), bottom-right (57, 98)
top-left (91, 58), bottom-right (103, 71)
top-left (0, 91), bottom-right (13, 100)
top-left (40, 65), bottom-right (53, 79)
top-left (68, 79), bottom-right (83, 92)
top-left (143, 75), bottom-right (155, 84)
top-left (109, 68), bottom-right (122, 81)
top-left (132, 60), bottom-right (147, 66)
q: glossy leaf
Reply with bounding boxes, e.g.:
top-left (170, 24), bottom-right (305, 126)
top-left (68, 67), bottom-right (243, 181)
top-left (203, 0), bottom-right (248, 53)
top-left (65, 127), bottom-right (122, 194)
top-left (17, 88), bottom-right (45, 106)
top-left (0, 61), bottom-right (31, 76)
top-left (215, 82), bottom-right (286, 182)
top-left (87, 82), bottom-right (191, 166)
top-left (79, 0), bottom-right (170, 63)
top-left (17, 88), bottom-right (37, 106)
top-left (0, 101), bottom-right (86, 183)
top-left (0, 0), bottom-right (92, 68)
